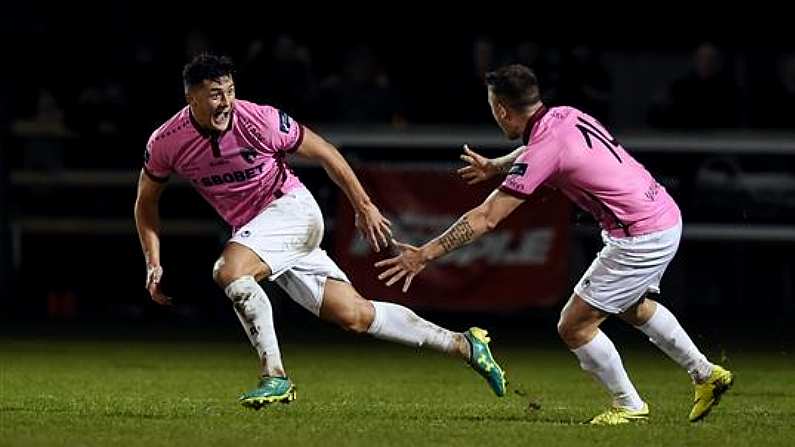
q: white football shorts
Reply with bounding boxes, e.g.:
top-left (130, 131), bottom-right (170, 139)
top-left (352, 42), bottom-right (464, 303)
top-left (574, 221), bottom-right (682, 314)
top-left (229, 186), bottom-right (350, 316)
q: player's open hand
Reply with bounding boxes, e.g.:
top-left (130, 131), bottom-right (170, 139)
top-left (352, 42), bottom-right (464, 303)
top-left (375, 240), bottom-right (426, 293)
top-left (355, 202), bottom-right (393, 253)
top-left (457, 145), bottom-right (499, 185)
top-left (145, 264), bottom-right (173, 306)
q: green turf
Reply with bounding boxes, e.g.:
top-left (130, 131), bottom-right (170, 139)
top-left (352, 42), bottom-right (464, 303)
top-left (1, 334), bottom-right (793, 446)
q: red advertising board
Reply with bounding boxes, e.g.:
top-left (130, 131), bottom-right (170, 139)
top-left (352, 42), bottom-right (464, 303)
top-left (333, 165), bottom-right (570, 313)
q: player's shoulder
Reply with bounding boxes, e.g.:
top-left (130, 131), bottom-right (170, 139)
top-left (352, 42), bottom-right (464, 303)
top-left (235, 99), bottom-right (295, 135)
top-left (548, 105), bottom-right (610, 128)
top-left (232, 99), bottom-right (267, 127)
top-left (231, 99), bottom-right (275, 117)
top-left (527, 106), bottom-right (576, 145)
top-left (546, 106), bottom-right (581, 124)
top-left (233, 99), bottom-right (262, 115)
top-left (542, 105), bottom-right (599, 139)
top-left (147, 106), bottom-right (192, 150)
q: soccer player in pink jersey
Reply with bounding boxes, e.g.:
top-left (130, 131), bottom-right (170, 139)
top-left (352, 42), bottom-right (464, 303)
top-left (377, 64), bottom-right (733, 424)
top-left (134, 54), bottom-right (506, 409)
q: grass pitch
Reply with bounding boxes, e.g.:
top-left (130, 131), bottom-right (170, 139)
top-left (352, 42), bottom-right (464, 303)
top-left (1, 329), bottom-right (793, 446)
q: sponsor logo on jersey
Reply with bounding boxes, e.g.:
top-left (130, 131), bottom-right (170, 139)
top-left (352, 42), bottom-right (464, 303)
top-left (240, 147), bottom-right (258, 164)
top-left (196, 162), bottom-right (266, 187)
top-left (278, 110), bottom-right (291, 133)
top-left (508, 163), bottom-right (528, 176)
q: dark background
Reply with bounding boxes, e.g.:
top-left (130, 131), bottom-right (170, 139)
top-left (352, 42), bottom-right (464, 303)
top-left (2, 9), bottom-right (794, 344)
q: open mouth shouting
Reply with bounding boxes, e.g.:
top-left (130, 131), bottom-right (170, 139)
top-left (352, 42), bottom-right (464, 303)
top-left (211, 108), bottom-right (231, 129)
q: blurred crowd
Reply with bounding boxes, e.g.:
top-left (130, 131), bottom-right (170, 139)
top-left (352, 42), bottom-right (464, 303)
top-left (3, 30), bottom-right (795, 171)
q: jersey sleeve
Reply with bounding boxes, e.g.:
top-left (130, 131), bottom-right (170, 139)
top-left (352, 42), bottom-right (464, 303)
top-left (143, 133), bottom-right (173, 182)
top-left (255, 105), bottom-right (305, 153)
top-left (499, 132), bottom-right (560, 198)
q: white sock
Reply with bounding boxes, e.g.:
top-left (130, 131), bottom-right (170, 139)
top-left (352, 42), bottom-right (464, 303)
top-left (572, 330), bottom-right (645, 410)
top-left (225, 276), bottom-right (285, 377)
top-left (636, 303), bottom-right (713, 383)
top-left (367, 301), bottom-right (461, 356)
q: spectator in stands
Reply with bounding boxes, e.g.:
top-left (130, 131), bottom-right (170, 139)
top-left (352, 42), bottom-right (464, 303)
top-left (447, 36), bottom-right (500, 124)
top-left (512, 41), bottom-right (561, 105)
top-left (11, 88), bottom-right (74, 171)
top-left (648, 42), bottom-right (740, 129)
top-left (240, 34), bottom-right (317, 120)
top-left (316, 45), bottom-right (404, 125)
top-left (73, 78), bottom-right (128, 137)
top-left (557, 45), bottom-right (612, 122)
top-left (752, 53), bottom-right (795, 129)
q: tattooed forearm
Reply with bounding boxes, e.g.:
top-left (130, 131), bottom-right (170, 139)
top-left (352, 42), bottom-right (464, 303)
top-left (438, 217), bottom-right (475, 253)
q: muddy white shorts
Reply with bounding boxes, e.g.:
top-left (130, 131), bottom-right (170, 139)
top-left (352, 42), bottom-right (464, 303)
top-left (574, 221), bottom-right (682, 314)
top-left (229, 186), bottom-right (350, 315)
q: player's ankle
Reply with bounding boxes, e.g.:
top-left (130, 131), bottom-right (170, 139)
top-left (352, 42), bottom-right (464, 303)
top-left (690, 361), bottom-right (713, 384)
top-left (458, 334), bottom-right (472, 361)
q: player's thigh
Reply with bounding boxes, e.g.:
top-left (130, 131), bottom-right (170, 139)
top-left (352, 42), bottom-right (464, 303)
top-left (271, 247), bottom-right (363, 325)
top-left (229, 187), bottom-right (325, 279)
top-left (213, 242), bottom-right (272, 287)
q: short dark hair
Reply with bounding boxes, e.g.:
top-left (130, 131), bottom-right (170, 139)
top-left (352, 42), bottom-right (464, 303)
top-left (485, 64), bottom-right (541, 110)
top-left (182, 53), bottom-right (235, 91)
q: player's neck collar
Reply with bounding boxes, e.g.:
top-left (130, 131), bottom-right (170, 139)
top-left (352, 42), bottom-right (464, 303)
top-left (522, 104), bottom-right (548, 145)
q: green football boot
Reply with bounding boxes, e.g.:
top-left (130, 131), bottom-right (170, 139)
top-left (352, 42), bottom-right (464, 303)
top-left (239, 376), bottom-right (296, 409)
top-left (464, 327), bottom-right (507, 397)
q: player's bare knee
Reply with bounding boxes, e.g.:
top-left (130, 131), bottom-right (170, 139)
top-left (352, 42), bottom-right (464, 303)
top-left (557, 312), bottom-right (571, 337)
top-left (346, 310), bottom-right (370, 334)
top-left (213, 261), bottom-right (248, 290)
top-left (337, 301), bottom-right (373, 334)
top-left (347, 319), bottom-right (370, 334)
top-left (353, 300), bottom-right (375, 333)
top-left (335, 307), bottom-right (360, 333)
top-left (557, 319), bottom-right (586, 347)
top-left (212, 258), bottom-right (228, 287)
top-left (557, 319), bottom-right (573, 343)
top-left (213, 267), bottom-right (233, 289)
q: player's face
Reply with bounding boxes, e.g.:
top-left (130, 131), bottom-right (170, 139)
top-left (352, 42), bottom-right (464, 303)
top-left (488, 89), bottom-right (521, 140)
top-left (187, 75), bottom-right (236, 132)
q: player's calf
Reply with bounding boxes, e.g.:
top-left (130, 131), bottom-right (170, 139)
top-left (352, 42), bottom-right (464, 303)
top-left (319, 283), bottom-right (375, 334)
top-left (325, 299), bottom-right (374, 334)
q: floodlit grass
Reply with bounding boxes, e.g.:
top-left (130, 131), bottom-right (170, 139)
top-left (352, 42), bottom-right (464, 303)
top-left (2, 334), bottom-right (793, 446)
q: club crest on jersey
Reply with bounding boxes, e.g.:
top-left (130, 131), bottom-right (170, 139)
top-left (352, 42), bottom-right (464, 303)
top-left (278, 110), bottom-right (291, 133)
top-left (239, 147), bottom-right (258, 164)
top-left (508, 163), bottom-right (528, 176)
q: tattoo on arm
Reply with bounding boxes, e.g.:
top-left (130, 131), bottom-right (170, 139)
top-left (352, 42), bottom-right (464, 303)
top-left (438, 217), bottom-right (475, 253)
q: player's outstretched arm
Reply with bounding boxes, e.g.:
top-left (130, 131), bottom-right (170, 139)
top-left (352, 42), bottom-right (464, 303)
top-left (375, 190), bottom-right (525, 292)
top-left (457, 144), bottom-right (526, 185)
top-left (295, 128), bottom-right (392, 252)
top-left (134, 169), bottom-right (172, 306)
